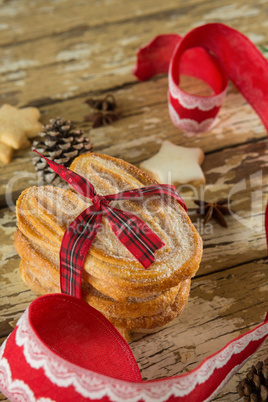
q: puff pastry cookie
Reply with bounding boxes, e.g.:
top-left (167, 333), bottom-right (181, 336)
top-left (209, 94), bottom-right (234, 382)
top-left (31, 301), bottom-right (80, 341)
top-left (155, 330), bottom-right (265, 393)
top-left (15, 153), bottom-right (203, 337)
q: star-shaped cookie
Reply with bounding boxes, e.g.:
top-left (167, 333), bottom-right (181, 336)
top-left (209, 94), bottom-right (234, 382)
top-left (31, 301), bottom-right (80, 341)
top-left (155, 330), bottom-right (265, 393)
top-left (140, 140), bottom-right (205, 186)
top-left (0, 104), bottom-right (42, 164)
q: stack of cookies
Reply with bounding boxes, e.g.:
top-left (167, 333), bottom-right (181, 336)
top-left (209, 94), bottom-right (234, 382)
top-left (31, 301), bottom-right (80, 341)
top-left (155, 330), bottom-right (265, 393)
top-left (14, 153), bottom-right (202, 336)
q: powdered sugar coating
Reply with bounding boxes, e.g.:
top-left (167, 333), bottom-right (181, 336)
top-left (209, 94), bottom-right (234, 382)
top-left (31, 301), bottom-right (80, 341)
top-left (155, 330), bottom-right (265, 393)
top-left (16, 153), bottom-right (202, 285)
top-left (72, 154), bottom-right (199, 279)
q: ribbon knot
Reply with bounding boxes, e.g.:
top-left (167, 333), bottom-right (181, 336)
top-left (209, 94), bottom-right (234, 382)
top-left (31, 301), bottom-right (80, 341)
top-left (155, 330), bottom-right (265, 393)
top-left (92, 194), bottom-right (109, 210)
top-left (33, 150), bottom-right (187, 298)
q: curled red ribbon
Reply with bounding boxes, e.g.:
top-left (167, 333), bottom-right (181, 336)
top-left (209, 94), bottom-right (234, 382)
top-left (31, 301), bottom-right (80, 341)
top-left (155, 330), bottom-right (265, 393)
top-left (133, 23), bottom-right (268, 133)
top-left (33, 150), bottom-right (187, 298)
top-left (132, 27), bottom-right (268, 398)
top-left (134, 21), bottom-right (268, 263)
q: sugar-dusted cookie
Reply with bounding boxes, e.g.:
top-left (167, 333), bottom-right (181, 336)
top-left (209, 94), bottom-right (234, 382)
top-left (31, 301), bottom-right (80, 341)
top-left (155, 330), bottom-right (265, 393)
top-left (0, 142), bottom-right (14, 164)
top-left (0, 104), bottom-right (42, 149)
top-left (0, 137), bottom-right (31, 164)
top-left (15, 152), bottom-right (203, 335)
top-left (140, 140), bottom-right (205, 186)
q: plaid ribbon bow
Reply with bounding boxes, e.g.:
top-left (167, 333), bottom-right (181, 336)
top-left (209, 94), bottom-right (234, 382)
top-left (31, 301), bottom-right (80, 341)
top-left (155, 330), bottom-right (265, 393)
top-left (34, 151), bottom-right (187, 298)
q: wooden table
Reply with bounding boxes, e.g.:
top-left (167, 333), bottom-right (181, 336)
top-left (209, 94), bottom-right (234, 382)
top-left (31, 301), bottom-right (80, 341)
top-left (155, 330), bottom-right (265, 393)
top-left (0, 1), bottom-right (268, 401)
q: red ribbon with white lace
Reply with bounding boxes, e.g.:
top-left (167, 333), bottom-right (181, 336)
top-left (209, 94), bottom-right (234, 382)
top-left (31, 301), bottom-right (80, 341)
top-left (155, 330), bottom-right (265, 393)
top-left (0, 296), bottom-right (267, 402)
top-left (131, 22), bottom-right (268, 400)
top-left (1, 25), bottom-right (267, 402)
top-left (133, 23), bottom-right (268, 133)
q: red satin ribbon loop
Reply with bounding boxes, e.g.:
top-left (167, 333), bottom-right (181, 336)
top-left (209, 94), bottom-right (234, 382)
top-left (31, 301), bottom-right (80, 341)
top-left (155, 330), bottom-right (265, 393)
top-left (134, 23), bottom-right (268, 133)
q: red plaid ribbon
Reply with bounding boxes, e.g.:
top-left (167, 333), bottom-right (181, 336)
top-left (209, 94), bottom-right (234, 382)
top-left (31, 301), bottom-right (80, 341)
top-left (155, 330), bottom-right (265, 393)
top-left (33, 151), bottom-right (187, 298)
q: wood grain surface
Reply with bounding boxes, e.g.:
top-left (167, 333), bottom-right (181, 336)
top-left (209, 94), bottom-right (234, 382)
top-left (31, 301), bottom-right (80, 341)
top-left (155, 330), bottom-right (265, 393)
top-left (0, 0), bottom-right (268, 401)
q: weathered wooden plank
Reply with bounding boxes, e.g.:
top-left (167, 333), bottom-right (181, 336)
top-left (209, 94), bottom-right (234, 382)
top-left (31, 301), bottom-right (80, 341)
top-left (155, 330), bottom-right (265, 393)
top-left (0, 0), bottom-right (206, 47)
top-left (0, 0), bottom-right (267, 48)
top-left (130, 259), bottom-right (268, 401)
top-left (0, 140), bottom-right (266, 393)
top-left (194, 138), bottom-right (268, 274)
top-left (1, 201), bottom-right (267, 395)
top-left (0, 1), bottom-right (267, 401)
top-left (0, 78), bottom-right (267, 207)
top-left (0, 207), bottom-right (35, 341)
top-left (41, 77), bottom-right (265, 159)
top-left (0, 244), bottom-right (266, 401)
top-left (0, 138), bottom-right (267, 330)
top-left (0, 0), bottom-right (267, 107)
top-left (1, 143), bottom-right (267, 272)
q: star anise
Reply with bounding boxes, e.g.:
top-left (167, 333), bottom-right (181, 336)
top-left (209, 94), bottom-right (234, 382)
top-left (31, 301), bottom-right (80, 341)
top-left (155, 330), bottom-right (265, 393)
top-left (84, 94), bottom-right (120, 128)
top-left (194, 199), bottom-right (232, 228)
top-left (85, 111), bottom-right (120, 128)
top-left (85, 94), bottom-right (117, 112)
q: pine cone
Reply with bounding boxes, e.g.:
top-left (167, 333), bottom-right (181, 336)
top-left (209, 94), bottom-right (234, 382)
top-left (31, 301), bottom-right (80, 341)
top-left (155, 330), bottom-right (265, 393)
top-left (237, 358), bottom-right (268, 401)
top-left (32, 117), bottom-right (93, 185)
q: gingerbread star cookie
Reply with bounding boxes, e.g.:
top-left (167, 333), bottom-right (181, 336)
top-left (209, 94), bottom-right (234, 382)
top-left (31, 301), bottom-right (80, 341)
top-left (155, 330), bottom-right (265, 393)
top-left (140, 140), bottom-right (205, 186)
top-left (0, 104), bottom-right (42, 164)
